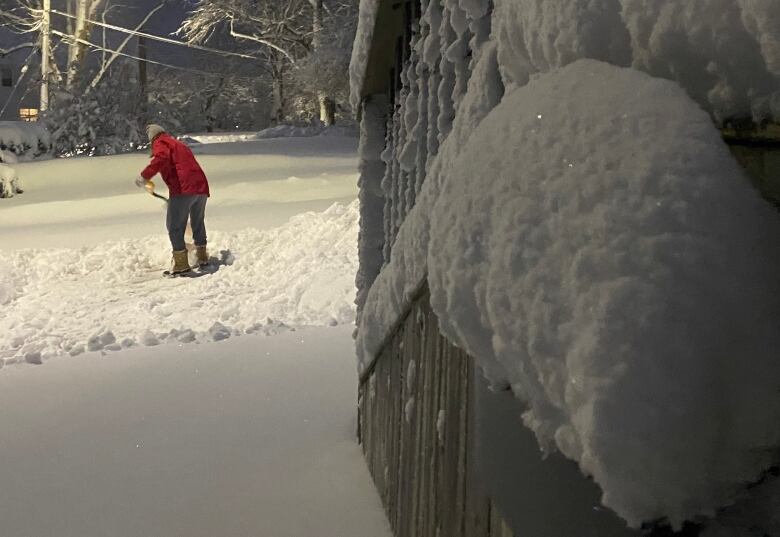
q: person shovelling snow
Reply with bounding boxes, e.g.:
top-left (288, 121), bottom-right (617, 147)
top-left (136, 124), bottom-right (211, 276)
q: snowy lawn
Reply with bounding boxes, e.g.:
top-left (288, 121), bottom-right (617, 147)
top-left (0, 135), bottom-right (358, 249)
top-left (0, 326), bottom-right (391, 537)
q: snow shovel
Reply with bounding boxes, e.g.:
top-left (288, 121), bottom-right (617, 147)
top-left (144, 180), bottom-right (169, 203)
top-left (143, 180), bottom-right (196, 253)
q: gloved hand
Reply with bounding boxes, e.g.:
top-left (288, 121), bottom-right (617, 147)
top-left (134, 176), bottom-right (147, 189)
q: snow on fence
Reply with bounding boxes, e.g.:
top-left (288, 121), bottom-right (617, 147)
top-left (358, 286), bottom-right (519, 537)
top-left (352, 0), bottom-right (780, 535)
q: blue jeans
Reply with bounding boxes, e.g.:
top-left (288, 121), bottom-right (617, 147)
top-left (167, 195), bottom-right (207, 251)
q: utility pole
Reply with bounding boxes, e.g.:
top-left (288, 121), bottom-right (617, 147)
top-left (40, 0), bottom-right (51, 112)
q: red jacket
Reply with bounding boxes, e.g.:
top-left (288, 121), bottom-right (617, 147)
top-left (141, 133), bottom-right (210, 197)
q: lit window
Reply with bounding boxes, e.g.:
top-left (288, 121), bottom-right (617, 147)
top-left (1, 67), bottom-right (12, 87)
top-left (19, 108), bottom-right (38, 122)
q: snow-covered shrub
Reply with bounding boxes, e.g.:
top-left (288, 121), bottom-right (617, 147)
top-left (146, 68), bottom-right (272, 134)
top-left (0, 122), bottom-right (52, 161)
top-left (42, 75), bottom-right (146, 157)
top-left (292, 47), bottom-right (354, 121)
top-left (0, 163), bottom-right (22, 198)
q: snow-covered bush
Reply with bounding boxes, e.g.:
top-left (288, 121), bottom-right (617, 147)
top-left (147, 68), bottom-right (272, 135)
top-left (292, 1), bottom-right (358, 124)
top-left (0, 121), bottom-right (52, 162)
top-left (0, 163), bottom-right (22, 198)
top-left (42, 75), bottom-right (146, 157)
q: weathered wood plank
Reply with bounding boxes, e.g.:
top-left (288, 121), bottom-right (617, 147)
top-left (358, 288), bottom-right (513, 537)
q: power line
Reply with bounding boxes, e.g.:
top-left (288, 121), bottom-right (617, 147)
top-left (48, 8), bottom-right (264, 61)
top-left (50, 29), bottom-right (263, 79)
top-left (0, 46), bottom-right (39, 117)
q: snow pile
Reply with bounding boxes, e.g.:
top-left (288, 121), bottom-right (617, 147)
top-left (0, 163), bottom-right (22, 199)
top-left (254, 123), bottom-right (358, 140)
top-left (187, 124), bottom-right (359, 145)
top-left (0, 121), bottom-right (52, 161)
top-left (357, 60), bottom-right (780, 528)
top-left (1, 201), bottom-right (359, 367)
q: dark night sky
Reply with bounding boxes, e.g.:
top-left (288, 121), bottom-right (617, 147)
top-left (0, 1), bottom-right (234, 70)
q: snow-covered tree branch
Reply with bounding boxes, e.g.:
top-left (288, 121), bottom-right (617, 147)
top-left (180, 0), bottom-right (357, 125)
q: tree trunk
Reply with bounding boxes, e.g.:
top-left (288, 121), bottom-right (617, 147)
top-left (66, 0), bottom-right (105, 89)
top-left (271, 62), bottom-right (285, 124)
top-left (203, 77), bottom-right (225, 132)
top-left (319, 94), bottom-right (335, 126)
top-left (310, 0), bottom-right (335, 125)
top-left (40, 0), bottom-right (51, 112)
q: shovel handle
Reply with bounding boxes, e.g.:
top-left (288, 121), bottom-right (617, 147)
top-left (144, 180), bottom-right (169, 203)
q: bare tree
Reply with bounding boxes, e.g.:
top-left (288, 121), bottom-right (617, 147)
top-left (64, 0), bottom-right (106, 87)
top-left (0, 0), bottom-right (105, 87)
top-left (179, 0), bottom-right (354, 124)
top-left (87, 1), bottom-right (164, 89)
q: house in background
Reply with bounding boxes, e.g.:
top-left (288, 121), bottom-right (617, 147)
top-left (350, 1), bottom-right (780, 537)
top-left (0, 42), bottom-right (40, 122)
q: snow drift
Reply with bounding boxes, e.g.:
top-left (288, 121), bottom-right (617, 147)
top-left (1, 201), bottom-right (359, 367)
top-left (357, 59), bottom-right (780, 528)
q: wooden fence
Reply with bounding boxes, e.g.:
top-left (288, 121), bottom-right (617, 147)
top-left (358, 286), bottom-right (515, 537)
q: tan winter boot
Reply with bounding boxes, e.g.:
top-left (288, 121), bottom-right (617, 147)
top-left (170, 250), bottom-right (192, 275)
top-left (195, 245), bottom-right (209, 267)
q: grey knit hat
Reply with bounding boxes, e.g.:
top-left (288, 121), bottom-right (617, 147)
top-left (146, 124), bottom-right (166, 143)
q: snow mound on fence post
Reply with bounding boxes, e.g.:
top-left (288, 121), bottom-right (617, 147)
top-left (425, 59), bottom-right (780, 528)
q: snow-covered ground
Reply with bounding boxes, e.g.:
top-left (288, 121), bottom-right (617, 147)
top-left (0, 326), bottom-right (391, 537)
top-left (1, 202), bottom-right (358, 365)
top-left (0, 134), bottom-right (391, 536)
top-left (1, 135), bottom-right (358, 249)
